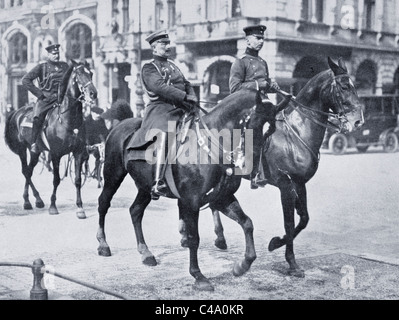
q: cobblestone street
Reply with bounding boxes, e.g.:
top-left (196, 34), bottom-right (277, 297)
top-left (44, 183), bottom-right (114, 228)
top-left (1, 124), bottom-right (399, 300)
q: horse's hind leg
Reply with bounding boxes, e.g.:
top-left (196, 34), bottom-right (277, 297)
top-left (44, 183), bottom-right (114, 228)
top-left (211, 195), bottom-right (256, 277)
top-left (97, 164), bottom-right (127, 257)
top-left (20, 150), bottom-right (44, 209)
top-left (268, 180), bottom-right (306, 278)
top-left (129, 189), bottom-right (155, 266)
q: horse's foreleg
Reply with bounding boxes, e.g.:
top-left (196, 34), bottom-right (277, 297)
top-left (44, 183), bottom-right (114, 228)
top-left (179, 200), bottom-right (214, 291)
top-left (210, 206), bottom-right (227, 250)
top-left (49, 157), bottom-right (61, 215)
top-left (73, 152), bottom-right (88, 219)
top-left (129, 189), bottom-right (155, 265)
top-left (269, 181), bottom-right (305, 278)
top-left (97, 163), bottom-right (127, 257)
top-left (211, 195), bottom-right (256, 277)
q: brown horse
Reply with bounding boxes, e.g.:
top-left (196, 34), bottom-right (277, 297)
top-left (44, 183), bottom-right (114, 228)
top-left (4, 60), bottom-right (97, 219)
top-left (96, 89), bottom-right (276, 291)
top-left (206, 57), bottom-right (364, 277)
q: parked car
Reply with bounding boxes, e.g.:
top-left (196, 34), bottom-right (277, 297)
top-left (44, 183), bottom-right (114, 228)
top-left (322, 94), bottom-right (399, 155)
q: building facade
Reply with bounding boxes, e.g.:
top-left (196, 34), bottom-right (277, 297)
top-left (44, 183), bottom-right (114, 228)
top-left (1, 0), bottom-right (399, 119)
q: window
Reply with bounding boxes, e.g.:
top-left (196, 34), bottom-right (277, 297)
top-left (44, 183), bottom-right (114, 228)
top-left (0, 0), bottom-right (4, 9)
top-left (365, 0), bottom-right (376, 30)
top-left (66, 23), bottom-right (92, 60)
top-left (232, 0), bottom-right (242, 17)
top-left (9, 32), bottom-right (27, 65)
top-left (122, 0), bottom-right (129, 32)
top-left (301, 0), bottom-right (324, 23)
top-left (167, 0), bottom-right (176, 28)
top-left (155, 0), bottom-right (164, 30)
top-left (315, 0), bottom-right (324, 23)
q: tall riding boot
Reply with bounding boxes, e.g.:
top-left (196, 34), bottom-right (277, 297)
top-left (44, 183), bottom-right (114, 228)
top-left (30, 117), bottom-right (42, 154)
top-left (151, 132), bottom-right (168, 200)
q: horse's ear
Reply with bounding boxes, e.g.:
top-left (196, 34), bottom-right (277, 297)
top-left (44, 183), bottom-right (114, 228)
top-left (338, 57), bottom-right (348, 72)
top-left (328, 57), bottom-right (345, 75)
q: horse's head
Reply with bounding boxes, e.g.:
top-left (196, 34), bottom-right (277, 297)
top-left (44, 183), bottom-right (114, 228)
top-left (69, 60), bottom-right (97, 103)
top-left (325, 57), bottom-right (364, 133)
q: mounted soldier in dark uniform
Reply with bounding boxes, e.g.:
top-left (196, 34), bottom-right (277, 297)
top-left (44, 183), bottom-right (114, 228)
top-left (22, 44), bottom-right (69, 154)
top-left (127, 30), bottom-right (197, 200)
top-left (229, 25), bottom-right (291, 189)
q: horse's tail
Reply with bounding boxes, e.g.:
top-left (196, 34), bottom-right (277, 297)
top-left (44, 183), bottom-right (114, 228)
top-left (4, 109), bottom-right (17, 150)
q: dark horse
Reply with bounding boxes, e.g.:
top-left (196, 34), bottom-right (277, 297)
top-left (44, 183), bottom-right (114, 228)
top-left (96, 90), bottom-right (275, 291)
top-left (207, 57), bottom-right (364, 277)
top-left (4, 60), bottom-right (97, 219)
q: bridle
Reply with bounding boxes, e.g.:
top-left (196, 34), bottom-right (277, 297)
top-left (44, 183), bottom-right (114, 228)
top-left (280, 73), bottom-right (361, 162)
top-left (281, 73), bottom-right (357, 134)
top-left (59, 64), bottom-right (94, 115)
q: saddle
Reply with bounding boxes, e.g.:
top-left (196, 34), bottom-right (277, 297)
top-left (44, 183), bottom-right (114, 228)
top-left (18, 106), bottom-right (56, 150)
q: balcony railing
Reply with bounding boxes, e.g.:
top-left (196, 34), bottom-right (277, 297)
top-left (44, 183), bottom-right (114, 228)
top-left (175, 17), bottom-right (261, 43)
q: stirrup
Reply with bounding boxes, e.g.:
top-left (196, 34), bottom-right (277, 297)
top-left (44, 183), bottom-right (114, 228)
top-left (151, 180), bottom-right (168, 200)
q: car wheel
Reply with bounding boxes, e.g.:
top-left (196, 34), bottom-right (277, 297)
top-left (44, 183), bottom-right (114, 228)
top-left (356, 146), bottom-right (369, 153)
top-left (329, 133), bottom-right (348, 155)
top-left (383, 132), bottom-right (398, 153)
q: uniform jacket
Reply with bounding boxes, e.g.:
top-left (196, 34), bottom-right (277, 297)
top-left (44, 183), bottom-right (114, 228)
top-left (128, 55), bottom-right (195, 149)
top-left (229, 48), bottom-right (271, 93)
top-left (22, 60), bottom-right (69, 99)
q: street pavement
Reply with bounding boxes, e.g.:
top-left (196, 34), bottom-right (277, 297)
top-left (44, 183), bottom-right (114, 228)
top-left (0, 122), bottom-right (399, 300)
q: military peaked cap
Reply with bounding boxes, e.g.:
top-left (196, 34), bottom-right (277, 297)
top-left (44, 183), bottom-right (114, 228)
top-left (45, 44), bottom-right (60, 53)
top-left (145, 30), bottom-right (169, 45)
top-left (243, 25), bottom-right (267, 37)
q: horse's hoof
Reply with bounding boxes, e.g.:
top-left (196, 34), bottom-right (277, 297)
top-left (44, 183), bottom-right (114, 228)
top-left (288, 268), bottom-right (305, 278)
top-left (180, 238), bottom-right (189, 248)
top-left (232, 261), bottom-right (249, 277)
top-left (23, 203), bottom-right (33, 210)
top-left (98, 246), bottom-right (112, 257)
top-left (142, 255), bottom-right (157, 266)
top-left (76, 211), bottom-right (86, 219)
top-left (36, 201), bottom-right (45, 209)
top-left (49, 208), bottom-right (59, 215)
top-left (268, 237), bottom-right (283, 252)
top-left (193, 280), bottom-right (214, 292)
top-left (215, 238), bottom-right (227, 250)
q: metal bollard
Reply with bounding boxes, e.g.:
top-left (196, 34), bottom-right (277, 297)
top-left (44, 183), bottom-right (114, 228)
top-left (30, 259), bottom-right (48, 300)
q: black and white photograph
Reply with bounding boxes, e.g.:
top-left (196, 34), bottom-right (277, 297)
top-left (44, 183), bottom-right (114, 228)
top-left (0, 0), bottom-right (399, 308)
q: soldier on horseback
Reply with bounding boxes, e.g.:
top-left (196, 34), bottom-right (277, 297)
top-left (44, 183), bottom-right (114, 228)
top-left (128, 30), bottom-right (197, 200)
top-left (229, 25), bottom-right (291, 189)
top-left (22, 44), bottom-right (69, 154)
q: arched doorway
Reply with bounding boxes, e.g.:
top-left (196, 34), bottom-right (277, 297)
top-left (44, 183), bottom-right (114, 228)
top-left (355, 60), bottom-right (377, 95)
top-left (292, 56), bottom-right (328, 95)
top-left (202, 60), bottom-right (232, 107)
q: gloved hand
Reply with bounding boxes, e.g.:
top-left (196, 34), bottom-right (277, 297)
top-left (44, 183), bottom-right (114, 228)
top-left (269, 81), bottom-right (280, 93)
top-left (185, 94), bottom-right (197, 104)
top-left (44, 93), bottom-right (58, 104)
top-left (183, 94), bottom-right (198, 112)
top-left (258, 80), bottom-right (270, 91)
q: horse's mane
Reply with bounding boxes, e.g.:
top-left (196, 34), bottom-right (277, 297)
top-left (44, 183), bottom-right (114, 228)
top-left (207, 90), bottom-right (256, 120)
top-left (296, 69), bottom-right (332, 102)
top-left (58, 64), bottom-right (74, 103)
